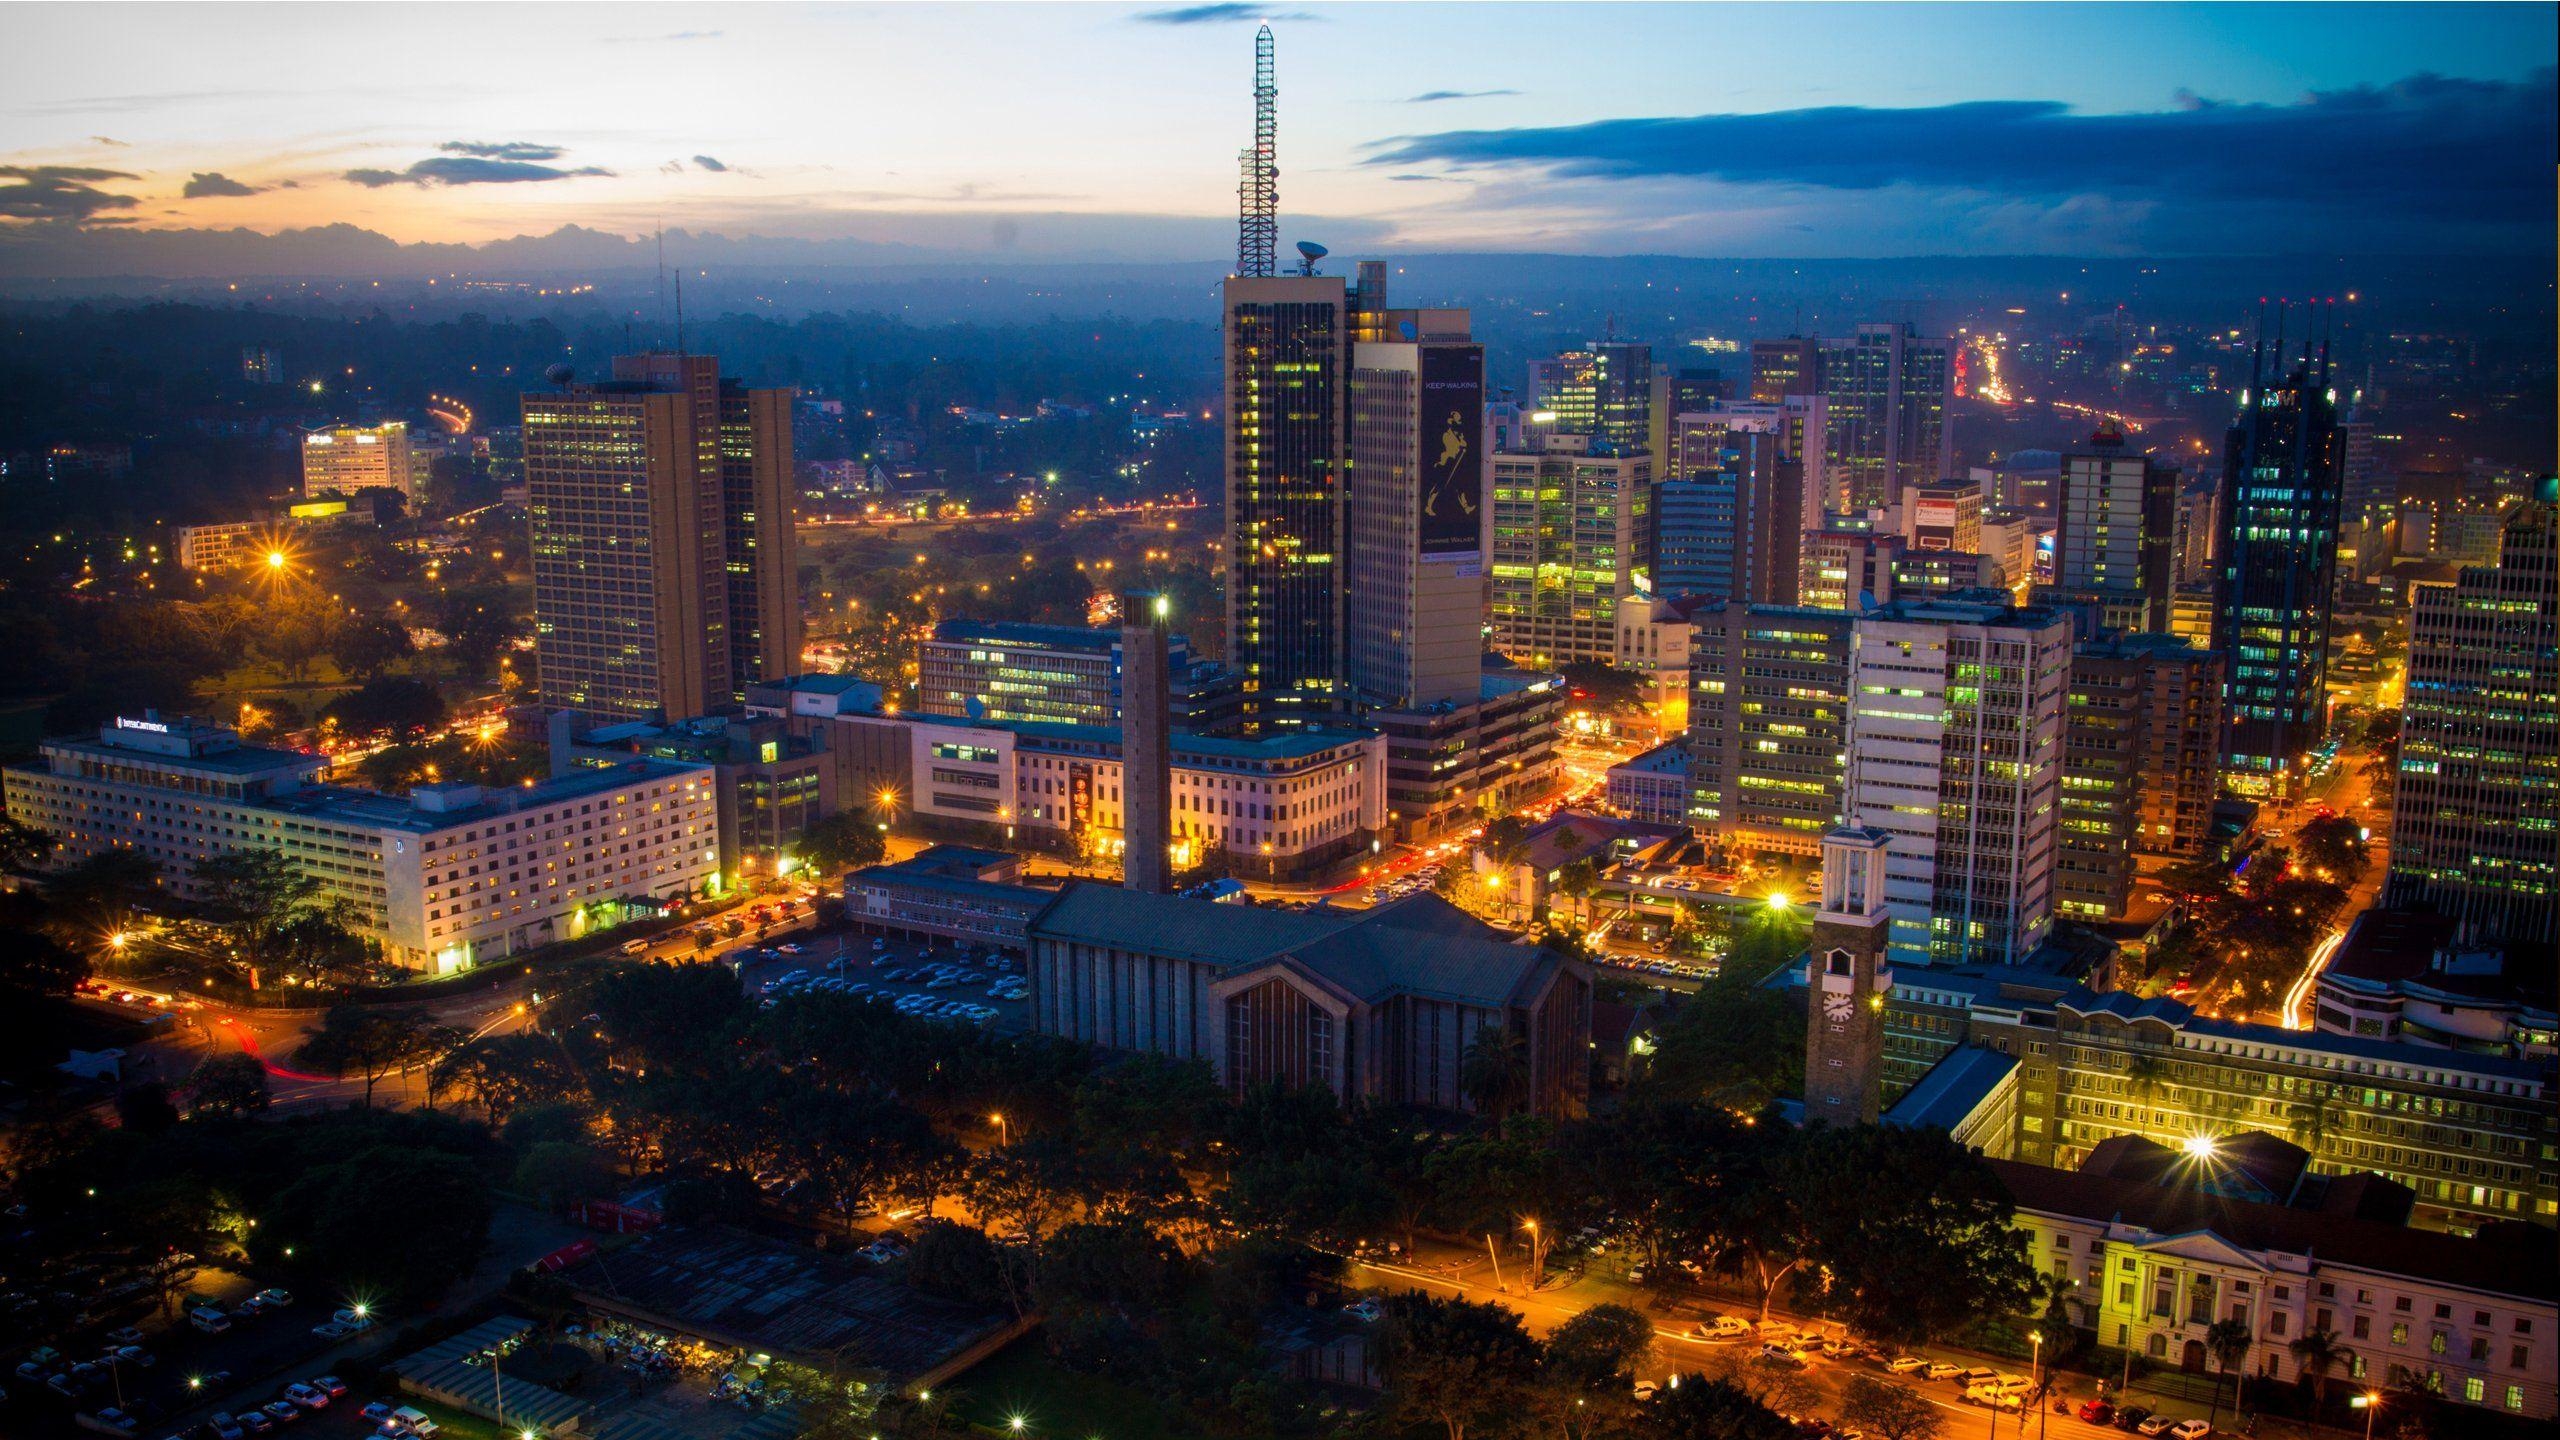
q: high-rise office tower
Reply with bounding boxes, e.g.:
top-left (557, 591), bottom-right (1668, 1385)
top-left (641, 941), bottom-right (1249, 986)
top-left (1345, 284), bottom-right (1485, 711)
top-left (1749, 337), bottom-right (1820, 403)
top-left (1223, 271), bottom-right (1351, 731)
top-left (2056, 633), bottom-right (2222, 921)
top-left (2213, 342), bottom-right (2343, 800)
top-left (1685, 603), bottom-right (1855, 856)
top-left (2171, 475), bottom-right (2220, 587)
top-left (1818, 323), bottom-right (1953, 513)
top-left (1653, 401), bottom-right (1818, 605)
top-left (302, 421), bottom-right (416, 501)
top-left (523, 352), bottom-right (798, 724)
top-left (1803, 826), bottom-right (1893, 1123)
top-left (1120, 588), bottom-right (1176, 894)
top-left (1529, 342), bottom-right (1652, 455)
top-left (1647, 364), bottom-right (1730, 463)
top-left (2385, 490), bottom-right (2558, 946)
top-left (1845, 593), bottom-right (2071, 967)
top-left (1488, 434), bottom-right (1653, 666)
top-left (2048, 429), bottom-right (2178, 633)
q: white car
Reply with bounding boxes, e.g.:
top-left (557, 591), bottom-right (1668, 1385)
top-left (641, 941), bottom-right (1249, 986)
top-left (1343, 1298), bottom-right (1382, 1323)
top-left (2168, 1422), bottom-right (2212, 1440)
top-left (1686, 1316), bottom-right (1750, 1342)
top-left (1886, 1356), bottom-right (1930, 1374)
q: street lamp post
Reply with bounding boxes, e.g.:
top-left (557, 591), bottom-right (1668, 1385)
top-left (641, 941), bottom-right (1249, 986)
top-left (482, 1344), bottom-right (508, 1437)
top-left (989, 1112), bottom-right (1009, 1147)
top-left (2031, 1329), bottom-right (2047, 1440)
top-left (2353, 1391), bottom-right (2383, 1440)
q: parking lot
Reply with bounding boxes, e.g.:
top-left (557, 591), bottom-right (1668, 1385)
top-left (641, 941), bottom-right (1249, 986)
top-left (5, 1273), bottom-right (396, 1440)
top-left (741, 936), bottom-right (1032, 1032)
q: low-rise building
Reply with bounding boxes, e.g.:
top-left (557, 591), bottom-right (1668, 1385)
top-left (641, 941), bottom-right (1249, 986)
top-left (2314, 909), bottom-right (2556, 1058)
top-left (1994, 1137), bottom-right (2556, 1420)
top-left (5, 711), bottom-right (718, 971)
top-left (1027, 885), bottom-right (1593, 1116)
top-left (844, 846), bottom-right (1051, 953)
top-left (1606, 740), bottom-right (1691, 826)
top-left (558, 711), bottom-right (833, 879)
top-left (1365, 666), bottom-right (1567, 843)
top-left (1876, 976), bottom-right (2557, 1233)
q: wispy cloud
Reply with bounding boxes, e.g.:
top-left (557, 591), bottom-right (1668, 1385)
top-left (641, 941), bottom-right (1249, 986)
top-left (1406, 89), bottom-right (1519, 104)
top-left (692, 155), bottom-right (731, 173)
top-left (0, 164), bottom-right (141, 222)
top-left (1136, 4), bottom-right (1317, 25)
top-left (182, 171), bottom-right (261, 199)
top-left (439, 140), bottom-right (568, 162)
top-left (345, 155), bottom-right (614, 188)
top-left (89, 135), bottom-right (129, 147)
top-left (1369, 68), bottom-right (2558, 222)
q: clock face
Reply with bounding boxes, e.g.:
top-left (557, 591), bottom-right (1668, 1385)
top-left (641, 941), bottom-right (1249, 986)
top-left (1823, 992), bottom-right (1854, 1021)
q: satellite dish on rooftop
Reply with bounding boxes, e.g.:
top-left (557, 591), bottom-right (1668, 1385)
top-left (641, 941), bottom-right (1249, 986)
top-left (1294, 240), bottom-right (1329, 276)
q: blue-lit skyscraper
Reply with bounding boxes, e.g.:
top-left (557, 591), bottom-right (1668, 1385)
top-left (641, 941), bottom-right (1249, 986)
top-left (2212, 343), bottom-right (2344, 801)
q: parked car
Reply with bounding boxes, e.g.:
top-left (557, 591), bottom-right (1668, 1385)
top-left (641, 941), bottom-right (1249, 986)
top-left (283, 1383), bottom-right (328, 1410)
top-left (207, 1417), bottom-right (246, 1440)
top-left (359, 1403), bottom-right (398, 1426)
top-left (1758, 1343), bottom-right (1806, 1367)
top-left (260, 1401), bottom-right (301, 1426)
top-left (312, 1377), bottom-right (347, 1399)
top-left (2168, 1421), bottom-right (2212, 1440)
top-left (2114, 1406), bottom-right (2155, 1432)
top-left (1687, 1316), bottom-right (1751, 1342)
top-left (2079, 1401), bottom-right (2118, 1426)
top-left (254, 1289), bottom-right (293, 1309)
top-left (2136, 1416), bottom-right (2177, 1437)
top-left (1964, 1385), bottom-right (2024, 1411)
top-left (1923, 1361), bottom-right (1964, 1381)
top-left (1887, 1356), bottom-right (1930, 1374)
top-left (1343, 1298), bottom-right (1383, 1323)
top-left (105, 1327), bottom-right (146, 1346)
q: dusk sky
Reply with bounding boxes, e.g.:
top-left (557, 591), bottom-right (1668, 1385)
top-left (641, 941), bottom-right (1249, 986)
top-left (2, 1), bottom-right (2554, 263)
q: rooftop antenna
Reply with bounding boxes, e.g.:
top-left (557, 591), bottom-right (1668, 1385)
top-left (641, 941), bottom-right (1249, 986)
top-left (1236, 24), bottom-right (1278, 278)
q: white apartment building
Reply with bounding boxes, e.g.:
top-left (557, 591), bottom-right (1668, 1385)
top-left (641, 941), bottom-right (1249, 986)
top-left (1844, 594), bottom-right (2071, 968)
top-left (4, 712), bottom-right (719, 972)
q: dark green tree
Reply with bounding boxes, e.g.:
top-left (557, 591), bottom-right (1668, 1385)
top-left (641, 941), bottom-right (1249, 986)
top-left (184, 1052), bottom-right (271, 1117)
top-left (1842, 1375), bottom-right (1946, 1440)
top-left (1648, 1375), bottom-right (1797, 1440)
top-left (1378, 1291), bottom-right (1546, 1440)
top-left (795, 811), bottom-right (889, 875)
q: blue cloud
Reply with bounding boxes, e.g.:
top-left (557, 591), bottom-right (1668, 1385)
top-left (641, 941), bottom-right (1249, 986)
top-left (440, 140), bottom-right (568, 162)
top-left (1369, 69), bottom-right (2557, 222)
top-left (1407, 89), bottom-right (1519, 103)
top-left (692, 155), bottom-right (730, 173)
top-left (0, 164), bottom-right (140, 222)
top-left (1137, 4), bottom-right (1316, 24)
top-left (182, 171), bottom-right (260, 198)
top-left (345, 156), bottom-right (613, 188)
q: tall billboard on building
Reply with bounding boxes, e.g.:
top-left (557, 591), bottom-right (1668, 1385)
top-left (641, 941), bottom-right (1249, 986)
top-left (1069, 761), bottom-right (1093, 840)
top-left (1418, 343), bottom-right (1484, 560)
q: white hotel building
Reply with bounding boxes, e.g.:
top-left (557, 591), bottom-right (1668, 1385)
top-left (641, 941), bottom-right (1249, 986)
top-left (4, 712), bottom-right (718, 972)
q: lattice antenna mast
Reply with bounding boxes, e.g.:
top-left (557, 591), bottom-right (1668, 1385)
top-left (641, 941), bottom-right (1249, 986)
top-left (1236, 24), bottom-right (1278, 278)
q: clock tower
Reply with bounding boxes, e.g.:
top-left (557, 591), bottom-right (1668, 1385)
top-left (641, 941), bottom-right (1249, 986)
top-left (1804, 826), bottom-right (1893, 1123)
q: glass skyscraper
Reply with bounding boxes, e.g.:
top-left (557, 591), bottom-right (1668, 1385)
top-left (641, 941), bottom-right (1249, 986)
top-left (2212, 348), bottom-right (2343, 800)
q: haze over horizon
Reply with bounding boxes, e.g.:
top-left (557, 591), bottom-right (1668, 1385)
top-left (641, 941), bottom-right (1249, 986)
top-left (2, 1), bottom-right (2554, 279)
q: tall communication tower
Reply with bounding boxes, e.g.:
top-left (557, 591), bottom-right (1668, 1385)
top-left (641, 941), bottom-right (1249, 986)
top-left (1236, 24), bottom-right (1278, 278)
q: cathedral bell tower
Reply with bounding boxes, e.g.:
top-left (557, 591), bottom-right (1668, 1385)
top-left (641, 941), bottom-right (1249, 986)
top-left (1804, 826), bottom-right (1893, 1123)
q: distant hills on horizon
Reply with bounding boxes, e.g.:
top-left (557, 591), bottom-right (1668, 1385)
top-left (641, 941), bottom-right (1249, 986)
top-left (1, 220), bottom-right (2547, 338)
